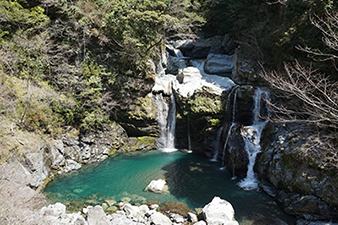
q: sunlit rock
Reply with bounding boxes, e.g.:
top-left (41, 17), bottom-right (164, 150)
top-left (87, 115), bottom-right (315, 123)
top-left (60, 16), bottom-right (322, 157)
top-left (149, 211), bottom-right (172, 225)
top-left (145, 179), bottom-right (168, 193)
top-left (40, 202), bottom-right (66, 218)
top-left (202, 197), bottom-right (239, 225)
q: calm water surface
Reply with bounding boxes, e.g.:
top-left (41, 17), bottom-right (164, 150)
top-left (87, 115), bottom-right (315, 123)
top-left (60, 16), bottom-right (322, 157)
top-left (45, 150), bottom-right (295, 224)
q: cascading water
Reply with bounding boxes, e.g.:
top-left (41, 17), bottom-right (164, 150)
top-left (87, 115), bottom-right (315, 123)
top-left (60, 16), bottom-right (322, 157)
top-left (238, 88), bottom-right (269, 190)
top-left (220, 123), bottom-right (235, 170)
top-left (212, 87), bottom-right (238, 162)
top-left (211, 127), bottom-right (223, 161)
top-left (155, 91), bottom-right (177, 153)
top-left (165, 91), bottom-right (177, 151)
top-left (187, 114), bottom-right (192, 153)
top-left (155, 93), bottom-right (168, 148)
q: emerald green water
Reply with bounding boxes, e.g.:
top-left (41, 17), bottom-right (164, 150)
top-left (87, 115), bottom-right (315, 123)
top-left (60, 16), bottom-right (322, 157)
top-left (45, 150), bottom-right (295, 224)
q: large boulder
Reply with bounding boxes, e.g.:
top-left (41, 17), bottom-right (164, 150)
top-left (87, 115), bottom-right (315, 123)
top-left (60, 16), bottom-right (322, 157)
top-left (40, 203), bottom-right (66, 218)
top-left (170, 36), bottom-right (224, 58)
top-left (149, 211), bottom-right (172, 225)
top-left (232, 48), bottom-right (264, 85)
top-left (145, 179), bottom-right (168, 193)
top-left (204, 54), bottom-right (234, 75)
top-left (202, 197), bottom-right (239, 225)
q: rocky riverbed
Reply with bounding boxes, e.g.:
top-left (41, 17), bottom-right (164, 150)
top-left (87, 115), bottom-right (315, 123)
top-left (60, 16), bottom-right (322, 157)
top-left (31, 196), bottom-right (239, 225)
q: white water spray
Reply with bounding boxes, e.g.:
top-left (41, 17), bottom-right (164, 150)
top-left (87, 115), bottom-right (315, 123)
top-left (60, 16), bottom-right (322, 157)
top-left (238, 88), bottom-right (269, 190)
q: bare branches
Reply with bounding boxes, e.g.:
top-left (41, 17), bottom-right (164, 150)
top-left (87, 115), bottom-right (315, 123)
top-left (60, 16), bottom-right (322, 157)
top-left (296, 9), bottom-right (338, 70)
top-left (260, 61), bottom-right (338, 128)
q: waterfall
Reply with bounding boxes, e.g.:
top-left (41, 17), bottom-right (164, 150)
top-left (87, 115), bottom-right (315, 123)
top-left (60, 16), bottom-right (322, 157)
top-left (187, 114), bottom-right (192, 153)
top-left (238, 88), bottom-right (269, 190)
top-left (155, 93), bottom-right (168, 148)
top-left (211, 127), bottom-right (223, 161)
top-left (220, 123), bottom-right (235, 170)
top-left (165, 91), bottom-right (177, 151)
top-left (212, 87), bottom-right (238, 162)
top-left (155, 91), bottom-right (177, 153)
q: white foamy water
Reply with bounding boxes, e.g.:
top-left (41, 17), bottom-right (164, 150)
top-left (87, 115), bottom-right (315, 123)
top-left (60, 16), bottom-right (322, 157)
top-left (238, 88), bottom-right (269, 190)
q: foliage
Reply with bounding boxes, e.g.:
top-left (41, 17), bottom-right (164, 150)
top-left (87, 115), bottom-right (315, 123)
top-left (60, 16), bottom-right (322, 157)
top-left (0, 0), bottom-right (205, 134)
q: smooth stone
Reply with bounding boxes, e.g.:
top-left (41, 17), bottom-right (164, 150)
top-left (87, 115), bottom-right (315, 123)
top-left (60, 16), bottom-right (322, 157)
top-left (204, 53), bottom-right (234, 74)
top-left (149, 211), bottom-right (172, 225)
top-left (202, 197), bottom-right (239, 225)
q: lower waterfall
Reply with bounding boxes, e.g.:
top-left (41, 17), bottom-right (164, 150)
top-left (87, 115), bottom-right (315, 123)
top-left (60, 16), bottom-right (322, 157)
top-left (238, 88), bottom-right (269, 190)
top-left (155, 92), bottom-right (177, 152)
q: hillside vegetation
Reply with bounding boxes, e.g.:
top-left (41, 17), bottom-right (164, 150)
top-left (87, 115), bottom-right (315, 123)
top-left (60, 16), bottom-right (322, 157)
top-left (0, 0), bottom-right (206, 160)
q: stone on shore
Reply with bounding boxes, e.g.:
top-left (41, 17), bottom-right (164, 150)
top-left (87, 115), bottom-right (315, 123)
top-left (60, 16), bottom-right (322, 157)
top-left (87, 205), bottom-right (110, 225)
top-left (202, 196), bottom-right (239, 225)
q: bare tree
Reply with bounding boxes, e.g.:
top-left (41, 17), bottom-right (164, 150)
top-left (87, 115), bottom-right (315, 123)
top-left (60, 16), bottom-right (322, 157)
top-left (260, 61), bottom-right (338, 129)
top-left (260, 9), bottom-right (338, 169)
top-left (297, 9), bottom-right (338, 70)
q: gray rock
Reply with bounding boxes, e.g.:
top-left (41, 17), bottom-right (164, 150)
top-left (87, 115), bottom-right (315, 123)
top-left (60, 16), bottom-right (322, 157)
top-left (87, 205), bottom-right (110, 225)
top-left (231, 48), bottom-right (263, 85)
top-left (40, 203), bottom-right (66, 218)
top-left (190, 36), bottom-right (224, 58)
top-left (257, 122), bottom-right (338, 220)
top-left (171, 39), bottom-right (194, 51)
top-left (165, 53), bottom-right (187, 75)
top-left (222, 34), bottom-right (237, 55)
top-left (22, 150), bottom-right (50, 187)
top-left (105, 199), bottom-right (117, 207)
top-left (204, 54), bottom-right (234, 74)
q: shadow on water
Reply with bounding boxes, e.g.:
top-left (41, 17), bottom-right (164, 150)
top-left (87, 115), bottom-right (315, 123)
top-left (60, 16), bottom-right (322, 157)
top-left (161, 153), bottom-right (296, 225)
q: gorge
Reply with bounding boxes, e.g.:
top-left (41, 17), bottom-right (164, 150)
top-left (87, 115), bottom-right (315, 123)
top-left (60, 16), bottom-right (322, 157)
top-left (39, 37), bottom-right (338, 224)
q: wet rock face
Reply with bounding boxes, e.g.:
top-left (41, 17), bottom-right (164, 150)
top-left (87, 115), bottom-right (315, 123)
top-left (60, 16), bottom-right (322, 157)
top-left (232, 47), bottom-right (264, 85)
top-left (257, 123), bottom-right (338, 221)
top-left (222, 123), bottom-right (248, 176)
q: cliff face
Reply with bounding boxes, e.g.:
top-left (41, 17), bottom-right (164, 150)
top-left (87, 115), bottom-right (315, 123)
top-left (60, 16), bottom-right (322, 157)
top-left (257, 122), bottom-right (338, 221)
